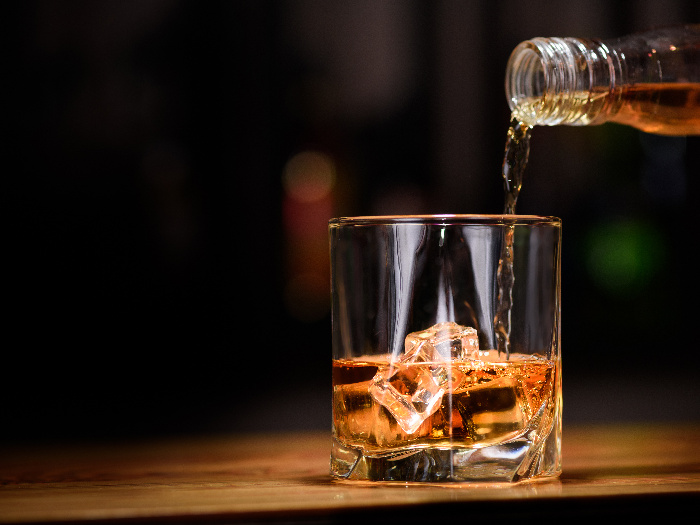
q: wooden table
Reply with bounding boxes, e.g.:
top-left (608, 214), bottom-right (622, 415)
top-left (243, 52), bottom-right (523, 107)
top-left (1, 424), bottom-right (699, 523)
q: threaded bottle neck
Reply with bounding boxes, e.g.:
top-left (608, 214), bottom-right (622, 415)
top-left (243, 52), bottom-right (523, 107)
top-left (505, 37), bottom-right (619, 127)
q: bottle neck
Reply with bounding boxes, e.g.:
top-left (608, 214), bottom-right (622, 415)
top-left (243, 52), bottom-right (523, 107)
top-left (505, 37), bottom-right (623, 127)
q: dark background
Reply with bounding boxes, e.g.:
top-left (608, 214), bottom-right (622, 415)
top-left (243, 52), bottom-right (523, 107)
top-left (6, 0), bottom-right (700, 445)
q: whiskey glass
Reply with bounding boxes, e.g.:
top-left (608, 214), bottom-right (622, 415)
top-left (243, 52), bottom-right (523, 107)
top-left (329, 215), bottom-right (562, 482)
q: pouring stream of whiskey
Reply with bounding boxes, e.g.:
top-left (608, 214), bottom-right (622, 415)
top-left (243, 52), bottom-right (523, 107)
top-left (495, 118), bottom-right (532, 358)
top-left (502, 118), bottom-right (531, 214)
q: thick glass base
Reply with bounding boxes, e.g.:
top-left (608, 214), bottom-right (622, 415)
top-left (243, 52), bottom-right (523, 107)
top-left (331, 424), bottom-right (561, 483)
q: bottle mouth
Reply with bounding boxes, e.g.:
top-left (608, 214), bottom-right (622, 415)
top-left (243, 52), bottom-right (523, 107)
top-left (505, 43), bottom-right (547, 126)
top-left (505, 38), bottom-right (589, 126)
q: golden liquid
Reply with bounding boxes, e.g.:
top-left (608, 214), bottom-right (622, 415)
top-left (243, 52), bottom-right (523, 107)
top-left (608, 82), bottom-right (700, 135)
top-left (501, 119), bottom-right (531, 214)
top-left (512, 82), bottom-right (700, 134)
top-left (332, 354), bottom-right (555, 453)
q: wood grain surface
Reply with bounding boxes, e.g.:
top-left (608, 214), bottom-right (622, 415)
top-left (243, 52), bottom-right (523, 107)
top-left (1, 424), bottom-right (699, 523)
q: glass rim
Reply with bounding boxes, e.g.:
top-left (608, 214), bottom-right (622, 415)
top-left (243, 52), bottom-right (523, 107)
top-left (329, 214), bottom-right (561, 227)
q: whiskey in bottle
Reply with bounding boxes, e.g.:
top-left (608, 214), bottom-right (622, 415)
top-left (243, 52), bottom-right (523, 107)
top-left (505, 25), bottom-right (700, 135)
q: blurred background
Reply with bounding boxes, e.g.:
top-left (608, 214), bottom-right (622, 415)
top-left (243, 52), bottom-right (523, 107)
top-left (6, 0), bottom-right (699, 445)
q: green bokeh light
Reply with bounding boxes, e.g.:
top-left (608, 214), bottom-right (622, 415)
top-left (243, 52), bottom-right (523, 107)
top-left (585, 218), bottom-right (666, 296)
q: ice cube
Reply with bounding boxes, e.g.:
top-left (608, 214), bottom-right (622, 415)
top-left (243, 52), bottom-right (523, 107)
top-left (369, 362), bottom-right (445, 434)
top-left (405, 321), bottom-right (479, 361)
top-left (450, 375), bottom-right (533, 446)
top-left (334, 381), bottom-right (407, 447)
top-left (369, 322), bottom-right (476, 434)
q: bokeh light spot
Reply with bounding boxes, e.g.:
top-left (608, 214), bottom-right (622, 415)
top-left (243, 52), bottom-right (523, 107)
top-left (585, 218), bottom-right (666, 296)
top-left (282, 151), bottom-right (336, 203)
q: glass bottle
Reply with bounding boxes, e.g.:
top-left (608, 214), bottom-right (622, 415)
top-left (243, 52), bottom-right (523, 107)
top-left (505, 24), bottom-right (700, 135)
